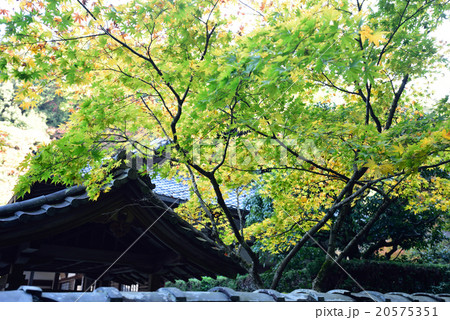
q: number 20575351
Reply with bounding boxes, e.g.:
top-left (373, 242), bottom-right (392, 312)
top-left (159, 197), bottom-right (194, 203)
top-left (375, 306), bottom-right (438, 317)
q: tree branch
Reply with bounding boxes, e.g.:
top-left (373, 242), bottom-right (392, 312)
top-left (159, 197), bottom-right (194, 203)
top-left (76, 0), bottom-right (182, 104)
top-left (384, 74), bottom-right (409, 130)
top-left (317, 73), bottom-right (360, 96)
top-left (185, 164), bottom-right (225, 247)
top-left (358, 86), bottom-right (382, 133)
top-left (140, 96), bottom-right (171, 141)
top-left (238, 0), bottom-right (265, 18)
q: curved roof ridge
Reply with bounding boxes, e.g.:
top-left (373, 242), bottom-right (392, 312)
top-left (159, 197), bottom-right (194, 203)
top-left (0, 186), bottom-right (85, 217)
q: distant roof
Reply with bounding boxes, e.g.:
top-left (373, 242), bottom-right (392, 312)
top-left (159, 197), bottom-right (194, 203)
top-left (117, 147), bottom-right (254, 211)
top-left (0, 286), bottom-right (449, 302)
top-left (152, 174), bottom-right (252, 211)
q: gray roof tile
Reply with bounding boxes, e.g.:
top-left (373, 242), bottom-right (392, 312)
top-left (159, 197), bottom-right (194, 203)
top-left (0, 286), bottom-right (448, 302)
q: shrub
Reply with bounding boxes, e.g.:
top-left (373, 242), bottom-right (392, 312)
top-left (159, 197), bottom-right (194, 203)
top-left (166, 260), bottom-right (450, 294)
top-left (320, 260), bottom-right (450, 294)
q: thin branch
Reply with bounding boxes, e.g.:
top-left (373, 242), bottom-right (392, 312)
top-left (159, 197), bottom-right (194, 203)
top-left (206, 0), bottom-right (220, 24)
top-left (2, 33), bottom-right (107, 47)
top-left (105, 65), bottom-right (174, 119)
top-left (238, 0), bottom-right (265, 18)
top-left (76, 0), bottom-right (182, 104)
top-left (212, 88), bottom-right (240, 174)
top-left (271, 168), bottom-right (372, 289)
top-left (270, 132), bottom-right (351, 182)
top-left (356, 0), bottom-right (365, 11)
top-left (140, 96), bottom-right (171, 141)
top-left (418, 159), bottom-right (450, 171)
top-left (376, 0), bottom-right (410, 66)
top-left (317, 73), bottom-right (360, 96)
top-left (383, 71), bottom-right (397, 95)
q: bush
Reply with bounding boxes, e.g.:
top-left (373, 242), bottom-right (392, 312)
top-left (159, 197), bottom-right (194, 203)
top-left (165, 275), bottom-right (252, 292)
top-left (166, 260), bottom-right (450, 294)
top-left (405, 237), bottom-right (450, 265)
top-left (166, 246), bottom-right (326, 293)
top-left (320, 260), bottom-right (450, 294)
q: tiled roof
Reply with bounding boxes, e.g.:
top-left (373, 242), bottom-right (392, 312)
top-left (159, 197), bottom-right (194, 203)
top-left (0, 286), bottom-right (448, 302)
top-left (152, 175), bottom-right (190, 202)
top-left (152, 175), bottom-right (252, 211)
top-left (0, 169), bottom-right (133, 226)
top-left (0, 168), bottom-right (245, 282)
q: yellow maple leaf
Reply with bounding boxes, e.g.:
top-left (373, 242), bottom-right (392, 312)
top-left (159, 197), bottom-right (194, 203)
top-left (291, 71), bottom-right (300, 82)
top-left (393, 144), bottom-right (404, 155)
top-left (367, 30), bottom-right (388, 46)
top-left (26, 59), bottom-right (36, 68)
top-left (420, 136), bottom-right (433, 147)
top-left (379, 163), bottom-right (394, 175)
top-left (442, 129), bottom-right (450, 141)
top-left (366, 158), bottom-right (377, 170)
top-left (360, 25), bottom-right (388, 46)
top-left (20, 100), bottom-right (36, 109)
top-left (359, 25), bottom-right (373, 43)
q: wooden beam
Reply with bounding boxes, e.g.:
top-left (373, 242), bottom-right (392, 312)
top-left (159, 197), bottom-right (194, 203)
top-left (35, 244), bottom-right (177, 272)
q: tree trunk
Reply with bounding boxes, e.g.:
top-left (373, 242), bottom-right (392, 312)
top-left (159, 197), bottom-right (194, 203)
top-left (312, 182), bottom-right (354, 291)
top-left (270, 168), bottom-right (368, 290)
top-left (208, 174), bottom-right (264, 288)
top-left (339, 199), bottom-right (392, 262)
top-left (311, 259), bottom-right (334, 292)
top-left (313, 198), bottom-right (393, 291)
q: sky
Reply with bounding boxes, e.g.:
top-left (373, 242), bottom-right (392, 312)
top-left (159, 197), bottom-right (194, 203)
top-left (427, 19), bottom-right (450, 101)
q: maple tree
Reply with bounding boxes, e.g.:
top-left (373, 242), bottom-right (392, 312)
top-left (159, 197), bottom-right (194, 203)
top-left (1, 0), bottom-right (449, 290)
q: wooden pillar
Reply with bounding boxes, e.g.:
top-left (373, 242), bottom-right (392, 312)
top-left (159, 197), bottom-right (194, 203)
top-left (28, 271), bottom-right (35, 286)
top-left (96, 279), bottom-right (104, 288)
top-left (7, 264), bottom-right (26, 290)
top-left (83, 276), bottom-right (91, 291)
top-left (52, 272), bottom-right (60, 291)
top-left (79, 274), bottom-right (84, 292)
top-left (83, 276), bottom-right (96, 291)
top-left (0, 274), bottom-right (8, 291)
top-left (147, 274), bottom-right (162, 291)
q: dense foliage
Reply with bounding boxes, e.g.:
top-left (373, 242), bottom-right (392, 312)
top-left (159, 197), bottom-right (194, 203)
top-left (341, 193), bottom-right (447, 259)
top-left (167, 259), bottom-right (450, 294)
top-left (319, 260), bottom-right (450, 294)
top-left (1, 0), bottom-right (449, 289)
